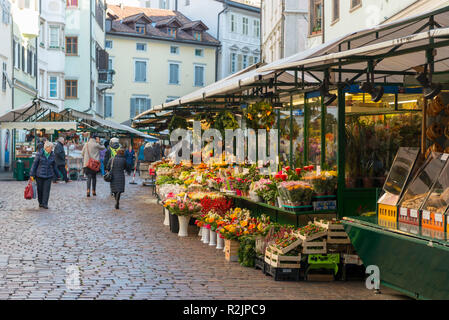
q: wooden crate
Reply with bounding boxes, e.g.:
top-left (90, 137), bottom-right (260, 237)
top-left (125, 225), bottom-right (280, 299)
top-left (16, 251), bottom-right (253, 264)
top-left (342, 254), bottom-right (363, 266)
top-left (270, 239), bottom-right (302, 255)
top-left (265, 264), bottom-right (301, 281)
top-left (225, 239), bottom-right (239, 262)
top-left (302, 240), bottom-right (327, 254)
top-left (314, 220), bottom-right (350, 244)
top-left (265, 249), bottom-right (301, 268)
top-left (296, 230), bottom-right (328, 242)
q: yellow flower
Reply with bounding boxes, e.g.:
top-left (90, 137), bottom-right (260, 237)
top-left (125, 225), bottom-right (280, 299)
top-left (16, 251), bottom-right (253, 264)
top-left (243, 230), bottom-right (249, 235)
top-left (240, 220), bottom-right (248, 227)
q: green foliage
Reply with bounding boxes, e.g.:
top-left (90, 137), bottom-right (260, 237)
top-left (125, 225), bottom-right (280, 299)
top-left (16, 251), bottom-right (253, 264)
top-left (168, 115), bottom-right (188, 132)
top-left (238, 236), bottom-right (256, 267)
top-left (213, 111), bottom-right (240, 136)
top-left (245, 101), bottom-right (276, 129)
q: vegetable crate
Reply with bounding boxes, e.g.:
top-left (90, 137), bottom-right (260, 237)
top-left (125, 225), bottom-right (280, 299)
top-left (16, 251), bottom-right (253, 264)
top-left (254, 255), bottom-right (266, 272)
top-left (296, 230), bottom-right (328, 242)
top-left (342, 254), bottom-right (363, 266)
top-left (314, 220), bottom-right (351, 244)
top-left (378, 203), bottom-right (398, 223)
top-left (225, 239), bottom-right (239, 262)
top-left (421, 210), bottom-right (446, 232)
top-left (264, 263), bottom-right (301, 281)
top-left (304, 254), bottom-right (339, 282)
top-left (302, 240), bottom-right (327, 254)
top-left (265, 248), bottom-right (301, 268)
top-left (271, 239), bottom-right (302, 255)
top-left (397, 207), bottom-right (421, 226)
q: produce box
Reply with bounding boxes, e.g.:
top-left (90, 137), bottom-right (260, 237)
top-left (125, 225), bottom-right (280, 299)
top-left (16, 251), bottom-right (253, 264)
top-left (397, 206), bottom-right (421, 226)
top-left (254, 255), bottom-right (266, 273)
top-left (264, 249), bottom-right (301, 268)
top-left (342, 254), bottom-right (363, 266)
top-left (225, 239), bottom-right (239, 262)
top-left (302, 239), bottom-right (327, 254)
top-left (314, 219), bottom-right (351, 244)
top-left (270, 239), bottom-right (302, 255)
top-left (264, 264), bottom-right (301, 281)
top-left (305, 254), bottom-right (340, 281)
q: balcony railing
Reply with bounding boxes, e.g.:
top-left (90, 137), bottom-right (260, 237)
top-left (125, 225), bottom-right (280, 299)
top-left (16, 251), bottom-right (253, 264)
top-left (98, 69), bottom-right (114, 90)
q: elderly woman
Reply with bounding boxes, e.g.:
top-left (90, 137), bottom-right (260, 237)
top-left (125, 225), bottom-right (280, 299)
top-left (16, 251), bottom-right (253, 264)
top-left (30, 141), bottom-right (59, 209)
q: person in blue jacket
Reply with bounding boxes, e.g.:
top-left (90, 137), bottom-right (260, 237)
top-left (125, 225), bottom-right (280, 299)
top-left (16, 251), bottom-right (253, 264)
top-left (30, 141), bottom-right (59, 209)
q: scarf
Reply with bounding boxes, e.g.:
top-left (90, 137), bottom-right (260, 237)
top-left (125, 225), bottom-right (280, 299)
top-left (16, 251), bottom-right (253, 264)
top-left (43, 150), bottom-right (50, 159)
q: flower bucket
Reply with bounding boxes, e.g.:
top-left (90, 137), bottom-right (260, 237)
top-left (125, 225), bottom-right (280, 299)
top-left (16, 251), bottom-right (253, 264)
top-left (202, 226), bottom-right (210, 244)
top-left (249, 191), bottom-right (261, 202)
top-left (163, 208), bottom-right (170, 226)
top-left (178, 215), bottom-right (190, 237)
top-left (209, 229), bottom-right (217, 246)
top-left (216, 232), bottom-right (224, 250)
top-left (169, 211), bottom-right (179, 234)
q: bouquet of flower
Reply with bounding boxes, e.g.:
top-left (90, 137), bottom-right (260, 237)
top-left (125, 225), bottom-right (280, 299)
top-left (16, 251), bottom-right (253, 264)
top-left (265, 225), bottom-right (300, 254)
top-left (188, 191), bottom-right (221, 202)
top-left (158, 184), bottom-right (186, 200)
top-left (277, 180), bottom-right (313, 206)
top-left (251, 179), bottom-right (278, 204)
top-left (203, 210), bottom-right (226, 231)
top-left (233, 177), bottom-right (250, 196)
top-left (163, 197), bottom-right (202, 216)
top-left (200, 196), bottom-right (233, 216)
top-left (218, 208), bottom-right (254, 240)
top-left (304, 170), bottom-right (337, 195)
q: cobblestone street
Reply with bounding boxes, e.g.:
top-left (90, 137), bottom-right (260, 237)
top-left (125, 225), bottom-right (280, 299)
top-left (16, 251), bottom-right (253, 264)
top-left (0, 178), bottom-right (407, 300)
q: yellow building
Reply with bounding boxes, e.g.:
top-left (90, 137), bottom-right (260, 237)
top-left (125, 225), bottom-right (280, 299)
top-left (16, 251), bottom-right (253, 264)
top-left (104, 5), bottom-right (219, 124)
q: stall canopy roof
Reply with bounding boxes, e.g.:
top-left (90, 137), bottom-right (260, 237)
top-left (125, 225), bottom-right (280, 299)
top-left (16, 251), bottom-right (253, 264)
top-left (133, 4), bottom-right (449, 125)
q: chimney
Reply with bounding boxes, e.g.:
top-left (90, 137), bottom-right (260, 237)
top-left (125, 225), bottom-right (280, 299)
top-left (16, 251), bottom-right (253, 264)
top-left (119, 3), bottom-right (124, 9)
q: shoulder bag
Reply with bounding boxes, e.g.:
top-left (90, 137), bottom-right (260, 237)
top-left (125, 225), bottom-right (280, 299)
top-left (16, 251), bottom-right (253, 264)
top-left (86, 143), bottom-right (101, 172)
top-left (104, 157), bottom-right (114, 182)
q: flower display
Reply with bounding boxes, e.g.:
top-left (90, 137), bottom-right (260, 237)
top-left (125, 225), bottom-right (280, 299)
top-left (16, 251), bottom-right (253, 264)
top-left (297, 224), bottom-right (325, 237)
top-left (278, 181), bottom-right (313, 205)
top-left (158, 184), bottom-right (186, 201)
top-left (303, 171), bottom-right (337, 195)
top-left (163, 197), bottom-right (202, 216)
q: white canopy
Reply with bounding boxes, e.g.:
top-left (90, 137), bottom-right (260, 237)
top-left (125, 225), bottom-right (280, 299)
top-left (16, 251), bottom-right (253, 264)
top-left (0, 121), bottom-right (77, 130)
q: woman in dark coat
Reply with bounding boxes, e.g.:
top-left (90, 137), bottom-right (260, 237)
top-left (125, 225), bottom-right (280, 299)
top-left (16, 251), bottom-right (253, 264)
top-left (30, 141), bottom-right (59, 209)
top-left (106, 148), bottom-right (127, 209)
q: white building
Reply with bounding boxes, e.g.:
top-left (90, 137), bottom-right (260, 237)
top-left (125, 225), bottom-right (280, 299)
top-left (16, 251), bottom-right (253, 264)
top-left (105, 0), bottom-right (176, 9)
top-left (177, 0), bottom-right (261, 80)
top-left (308, 0), bottom-right (449, 49)
top-left (38, 0), bottom-right (66, 110)
top-left (0, 0), bottom-right (12, 170)
top-left (261, 0), bottom-right (308, 63)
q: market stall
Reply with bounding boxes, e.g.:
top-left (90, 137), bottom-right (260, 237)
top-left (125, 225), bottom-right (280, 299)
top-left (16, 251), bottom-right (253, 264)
top-left (133, 6), bottom-right (449, 296)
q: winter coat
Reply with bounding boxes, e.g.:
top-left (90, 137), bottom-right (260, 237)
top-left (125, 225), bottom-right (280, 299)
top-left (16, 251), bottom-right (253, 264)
top-left (106, 154), bottom-right (126, 193)
top-left (81, 138), bottom-right (105, 168)
top-left (138, 145), bottom-right (145, 161)
top-left (125, 149), bottom-right (135, 166)
top-left (104, 142), bottom-right (120, 169)
top-left (30, 150), bottom-right (59, 179)
top-left (54, 141), bottom-right (66, 166)
top-left (144, 145), bottom-right (154, 162)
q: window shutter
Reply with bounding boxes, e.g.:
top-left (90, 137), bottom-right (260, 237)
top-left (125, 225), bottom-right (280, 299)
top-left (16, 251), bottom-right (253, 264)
top-left (249, 56), bottom-right (254, 66)
top-left (146, 98), bottom-right (151, 111)
top-left (13, 40), bottom-right (15, 67)
top-left (237, 54), bottom-right (242, 70)
top-left (130, 98), bottom-right (136, 118)
top-left (34, 53), bottom-right (37, 77)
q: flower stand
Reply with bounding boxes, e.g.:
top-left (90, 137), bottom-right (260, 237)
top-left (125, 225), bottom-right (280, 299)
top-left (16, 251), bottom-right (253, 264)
top-left (209, 229), bottom-right (217, 246)
top-left (225, 239), bottom-right (239, 262)
top-left (163, 208), bottom-right (170, 226)
top-left (177, 215), bottom-right (190, 237)
top-left (202, 227), bottom-right (210, 244)
top-left (216, 232), bottom-right (224, 250)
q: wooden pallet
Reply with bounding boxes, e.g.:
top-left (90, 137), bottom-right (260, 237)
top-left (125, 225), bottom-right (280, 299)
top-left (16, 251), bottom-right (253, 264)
top-left (265, 249), bottom-right (301, 268)
top-left (302, 240), bottom-right (327, 254)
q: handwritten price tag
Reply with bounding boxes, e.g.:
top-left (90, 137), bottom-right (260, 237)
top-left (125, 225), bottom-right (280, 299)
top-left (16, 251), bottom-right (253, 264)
top-left (441, 154), bottom-right (449, 161)
top-left (435, 213), bottom-right (443, 223)
top-left (422, 210), bottom-right (430, 220)
top-left (410, 209), bottom-right (418, 218)
top-left (399, 207), bottom-right (407, 216)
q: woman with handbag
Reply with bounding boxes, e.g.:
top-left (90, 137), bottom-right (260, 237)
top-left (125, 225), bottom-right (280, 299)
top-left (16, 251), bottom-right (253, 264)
top-left (81, 134), bottom-right (105, 197)
top-left (30, 141), bottom-right (59, 209)
top-left (106, 148), bottom-right (127, 210)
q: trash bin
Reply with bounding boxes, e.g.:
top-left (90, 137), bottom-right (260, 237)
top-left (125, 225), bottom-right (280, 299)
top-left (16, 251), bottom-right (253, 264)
top-left (16, 160), bottom-right (25, 181)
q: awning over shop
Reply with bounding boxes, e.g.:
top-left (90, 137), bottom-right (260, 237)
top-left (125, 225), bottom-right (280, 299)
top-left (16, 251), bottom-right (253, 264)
top-left (0, 121), bottom-right (77, 130)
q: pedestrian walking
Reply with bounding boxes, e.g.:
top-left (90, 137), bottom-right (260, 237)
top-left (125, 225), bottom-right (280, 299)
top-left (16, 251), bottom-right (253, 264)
top-left (99, 147), bottom-right (106, 176)
top-left (125, 145), bottom-right (135, 176)
top-left (36, 137), bottom-right (47, 152)
top-left (81, 134), bottom-right (105, 197)
top-left (104, 137), bottom-right (120, 170)
top-left (30, 141), bottom-right (59, 209)
top-left (53, 137), bottom-right (69, 183)
top-left (143, 142), bottom-right (154, 162)
top-left (106, 148), bottom-right (127, 210)
top-left (137, 142), bottom-right (145, 174)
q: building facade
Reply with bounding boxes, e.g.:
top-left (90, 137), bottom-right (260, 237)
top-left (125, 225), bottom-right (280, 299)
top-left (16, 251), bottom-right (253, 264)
top-left (64, 0), bottom-right (110, 116)
top-left (177, 0), bottom-right (260, 80)
top-left (261, 0), bottom-right (308, 63)
top-left (307, 0), bottom-right (448, 49)
top-left (38, 0), bottom-right (66, 110)
top-left (104, 5), bottom-right (219, 124)
top-left (106, 0), bottom-right (176, 10)
top-left (0, 0), bottom-right (12, 170)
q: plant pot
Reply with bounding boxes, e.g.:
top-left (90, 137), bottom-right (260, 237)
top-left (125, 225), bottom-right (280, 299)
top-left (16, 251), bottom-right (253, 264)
top-left (249, 191), bottom-right (261, 202)
top-left (216, 232), bottom-right (224, 250)
top-left (163, 208), bottom-right (170, 226)
top-left (177, 215), bottom-right (190, 237)
top-left (169, 212), bottom-right (179, 233)
top-left (209, 229), bottom-right (217, 246)
top-left (202, 227), bottom-right (210, 244)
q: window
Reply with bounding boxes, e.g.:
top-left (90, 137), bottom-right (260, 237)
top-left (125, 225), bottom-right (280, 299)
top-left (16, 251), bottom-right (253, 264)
top-left (49, 76), bottom-right (57, 98)
top-left (193, 31), bottom-right (201, 41)
top-left (332, 0), bottom-right (339, 22)
top-left (230, 53), bottom-right (237, 73)
top-left (67, 0), bottom-right (78, 8)
top-left (159, 0), bottom-right (167, 8)
top-left (21, 46), bottom-right (25, 71)
top-left (194, 65), bottom-right (204, 87)
top-left (242, 17), bottom-right (248, 35)
top-left (27, 49), bottom-right (32, 74)
top-left (13, 41), bottom-right (19, 69)
top-left (65, 80), bottom-right (77, 98)
top-left (130, 97), bottom-right (151, 118)
top-left (230, 14), bottom-right (236, 32)
top-left (310, 0), bottom-right (322, 35)
top-left (169, 63), bottom-right (179, 85)
top-left (104, 95), bottom-right (113, 118)
top-left (253, 20), bottom-right (260, 38)
top-left (49, 26), bottom-right (59, 48)
top-left (105, 40), bottom-right (112, 49)
top-left (242, 55), bottom-right (248, 69)
top-left (2, 0), bottom-right (11, 24)
top-left (195, 48), bottom-right (203, 57)
top-left (39, 21), bottom-right (45, 46)
top-left (134, 60), bottom-right (147, 82)
top-left (351, 0), bottom-right (361, 10)
top-left (65, 36), bottom-right (78, 55)
top-left (167, 28), bottom-right (177, 37)
top-left (136, 43), bottom-right (146, 51)
top-left (170, 46), bottom-right (179, 54)
top-left (107, 58), bottom-right (113, 82)
top-left (254, 56), bottom-right (259, 64)
top-left (237, 54), bottom-right (242, 70)
top-left (2, 62), bottom-right (6, 92)
top-left (136, 23), bottom-right (145, 34)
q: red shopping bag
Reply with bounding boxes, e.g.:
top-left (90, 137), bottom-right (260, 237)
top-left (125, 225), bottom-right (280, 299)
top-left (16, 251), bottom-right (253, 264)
top-left (24, 180), bottom-right (33, 200)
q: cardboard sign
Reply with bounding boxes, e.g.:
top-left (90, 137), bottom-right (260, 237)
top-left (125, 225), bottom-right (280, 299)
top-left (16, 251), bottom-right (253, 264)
top-left (441, 154), bottom-right (449, 161)
top-left (422, 210), bottom-right (430, 220)
top-left (400, 207), bottom-right (407, 216)
top-left (435, 213), bottom-right (443, 223)
top-left (410, 209), bottom-right (418, 218)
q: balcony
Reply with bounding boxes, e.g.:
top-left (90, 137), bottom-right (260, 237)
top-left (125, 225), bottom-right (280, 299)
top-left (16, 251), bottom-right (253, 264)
top-left (98, 69), bottom-right (114, 91)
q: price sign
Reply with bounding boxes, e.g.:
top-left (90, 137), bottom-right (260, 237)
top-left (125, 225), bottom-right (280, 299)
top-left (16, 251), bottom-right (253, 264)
top-left (399, 207), bottom-right (408, 216)
top-left (234, 166), bottom-right (239, 175)
top-left (257, 160), bottom-right (263, 168)
top-left (242, 168), bottom-right (249, 175)
top-left (435, 213), bottom-right (443, 223)
top-left (422, 210), bottom-right (430, 220)
top-left (441, 154), bottom-right (449, 161)
top-left (410, 209), bottom-right (418, 218)
top-left (316, 166), bottom-right (321, 175)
